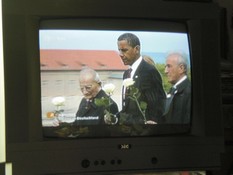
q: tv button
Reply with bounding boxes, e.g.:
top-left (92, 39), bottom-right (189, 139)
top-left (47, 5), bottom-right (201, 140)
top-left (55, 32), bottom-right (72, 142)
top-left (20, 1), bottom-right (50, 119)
top-left (81, 159), bottom-right (90, 168)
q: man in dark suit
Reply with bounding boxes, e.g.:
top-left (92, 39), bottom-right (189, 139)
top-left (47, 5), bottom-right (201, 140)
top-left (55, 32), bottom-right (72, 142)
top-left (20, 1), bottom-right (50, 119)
top-left (117, 33), bottom-right (166, 125)
top-left (164, 52), bottom-right (191, 124)
top-left (75, 68), bottom-right (119, 125)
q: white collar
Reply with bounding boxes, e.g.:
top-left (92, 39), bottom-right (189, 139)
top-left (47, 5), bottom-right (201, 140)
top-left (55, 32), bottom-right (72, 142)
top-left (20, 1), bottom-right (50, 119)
top-left (173, 75), bottom-right (187, 89)
top-left (129, 56), bottom-right (142, 78)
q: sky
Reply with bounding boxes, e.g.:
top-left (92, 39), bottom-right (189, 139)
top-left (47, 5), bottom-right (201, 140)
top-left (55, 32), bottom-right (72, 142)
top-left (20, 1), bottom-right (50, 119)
top-left (39, 30), bottom-right (190, 54)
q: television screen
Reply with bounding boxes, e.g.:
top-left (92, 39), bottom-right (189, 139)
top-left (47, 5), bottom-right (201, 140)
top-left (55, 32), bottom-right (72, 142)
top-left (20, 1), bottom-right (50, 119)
top-left (39, 19), bottom-right (191, 138)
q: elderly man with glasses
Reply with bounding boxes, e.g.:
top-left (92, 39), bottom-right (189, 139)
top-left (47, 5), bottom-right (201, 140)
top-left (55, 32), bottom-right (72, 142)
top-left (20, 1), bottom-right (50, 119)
top-left (75, 67), bottom-right (119, 126)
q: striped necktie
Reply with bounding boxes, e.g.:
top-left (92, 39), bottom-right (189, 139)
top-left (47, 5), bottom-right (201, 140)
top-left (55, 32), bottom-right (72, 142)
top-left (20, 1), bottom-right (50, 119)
top-left (126, 68), bottom-right (132, 78)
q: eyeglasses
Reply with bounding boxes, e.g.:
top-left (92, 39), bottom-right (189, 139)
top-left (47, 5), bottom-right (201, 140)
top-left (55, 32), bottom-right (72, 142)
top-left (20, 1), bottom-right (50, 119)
top-left (80, 81), bottom-right (101, 92)
top-left (80, 85), bottom-right (93, 92)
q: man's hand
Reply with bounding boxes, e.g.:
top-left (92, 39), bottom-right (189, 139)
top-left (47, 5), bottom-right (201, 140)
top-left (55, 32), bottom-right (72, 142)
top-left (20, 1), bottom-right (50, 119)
top-left (145, 120), bottom-right (157, 124)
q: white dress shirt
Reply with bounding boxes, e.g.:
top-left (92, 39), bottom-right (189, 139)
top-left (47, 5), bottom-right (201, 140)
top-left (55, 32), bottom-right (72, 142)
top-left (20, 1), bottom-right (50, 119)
top-left (129, 56), bottom-right (143, 78)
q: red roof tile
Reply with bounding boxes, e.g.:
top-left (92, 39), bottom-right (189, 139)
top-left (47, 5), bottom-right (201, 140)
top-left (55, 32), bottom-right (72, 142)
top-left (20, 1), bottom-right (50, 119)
top-left (40, 49), bottom-right (127, 71)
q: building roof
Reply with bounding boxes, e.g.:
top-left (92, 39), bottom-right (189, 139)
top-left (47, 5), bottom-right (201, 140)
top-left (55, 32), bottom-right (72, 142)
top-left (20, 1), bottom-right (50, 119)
top-left (40, 49), bottom-right (127, 71)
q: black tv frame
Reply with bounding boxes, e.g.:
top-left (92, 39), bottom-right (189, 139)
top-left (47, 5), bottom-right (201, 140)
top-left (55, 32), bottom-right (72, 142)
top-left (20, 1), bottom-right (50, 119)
top-left (3, 0), bottom-right (224, 174)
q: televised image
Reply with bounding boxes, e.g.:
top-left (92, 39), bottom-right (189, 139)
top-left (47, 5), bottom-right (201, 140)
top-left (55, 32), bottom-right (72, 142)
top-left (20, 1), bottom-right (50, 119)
top-left (40, 29), bottom-right (191, 138)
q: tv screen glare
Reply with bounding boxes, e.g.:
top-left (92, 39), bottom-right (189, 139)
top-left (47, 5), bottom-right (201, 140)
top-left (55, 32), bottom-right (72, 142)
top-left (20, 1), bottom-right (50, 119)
top-left (3, 0), bottom-right (224, 174)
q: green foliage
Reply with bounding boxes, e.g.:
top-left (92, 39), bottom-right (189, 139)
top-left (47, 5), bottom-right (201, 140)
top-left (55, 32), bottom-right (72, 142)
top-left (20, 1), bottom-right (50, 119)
top-left (140, 101), bottom-right (147, 111)
top-left (94, 97), bottom-right (109, 107)
top-left (155, 63), bottom-right (171, 93)
top-left (127, 85), bottom-right (147, 123)
top-left (54, 124), bottom-right (89, 138)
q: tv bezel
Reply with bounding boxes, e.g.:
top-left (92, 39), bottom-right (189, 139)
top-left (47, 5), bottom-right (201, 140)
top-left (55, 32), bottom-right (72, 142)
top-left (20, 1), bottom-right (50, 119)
top-left (3, 0), bottom-right (224, 174)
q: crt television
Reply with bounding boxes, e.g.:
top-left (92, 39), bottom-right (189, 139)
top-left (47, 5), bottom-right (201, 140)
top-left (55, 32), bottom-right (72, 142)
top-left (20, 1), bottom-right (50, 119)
top-left (3, 0), bottom-right (224, 174)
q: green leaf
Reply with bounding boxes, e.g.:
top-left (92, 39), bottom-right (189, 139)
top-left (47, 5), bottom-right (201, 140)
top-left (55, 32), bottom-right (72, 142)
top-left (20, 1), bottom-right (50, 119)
top-left (130, 86), bottom-right (138, 94)
top-left (94, 97), bottom-right (110, 107)
top-left (140, 101), bottom-right (147, 111)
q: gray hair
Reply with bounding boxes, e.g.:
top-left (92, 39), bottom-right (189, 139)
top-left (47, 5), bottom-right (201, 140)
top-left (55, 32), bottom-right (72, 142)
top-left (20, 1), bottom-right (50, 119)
top-left (166, 51), bottom-right (189, 74)
top-left (79, 67), bottom-right (101, 83)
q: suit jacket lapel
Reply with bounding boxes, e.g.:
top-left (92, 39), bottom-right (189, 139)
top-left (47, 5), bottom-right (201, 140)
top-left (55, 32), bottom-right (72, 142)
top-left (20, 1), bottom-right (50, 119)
top-left (77, 91), bottom-right (105, 117)
top-left (164, 78), bottom-right (190, 115)
top-left (132, 59), bottom-right (147, 88)
top-left (176, 78), bottom-right (189, 94)
top-left (76, 98), bottom-right (90, 117)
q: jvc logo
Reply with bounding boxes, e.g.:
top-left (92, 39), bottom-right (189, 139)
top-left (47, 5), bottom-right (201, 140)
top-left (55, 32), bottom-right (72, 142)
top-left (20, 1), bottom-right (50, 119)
top-left (118, 144), bottom-right (131, 150)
